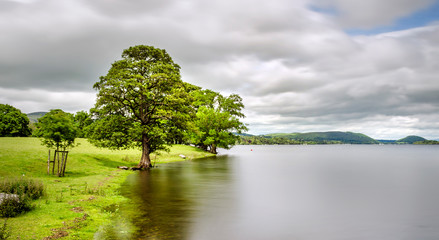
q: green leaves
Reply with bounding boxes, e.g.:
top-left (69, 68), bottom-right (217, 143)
top-left (0, 104), bottom-right (31, 137)
top-left (88, 45), bottom-right (193, 167)
top-left (34, 109), bottom-right (77, 150)
top-left (188, 91), bottom-right (248, 153)
top-left (88, 45), bottom-right (247, 165)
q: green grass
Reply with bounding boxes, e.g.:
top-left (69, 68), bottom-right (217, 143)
top-left (0, 137), bottom-right (214, 239)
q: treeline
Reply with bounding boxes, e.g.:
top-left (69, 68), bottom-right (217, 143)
top-left (0, 105), bottom-right (92, 139)
top-left (414, 140), bottom-right (439, 145)
top-left (1, 89), bottom-right (247, 151)
top-left (237, 135), bottom-right (343, 145)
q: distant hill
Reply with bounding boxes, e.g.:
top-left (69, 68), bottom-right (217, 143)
top-left (396, 135), bottom-right (426, 144)
top-left (26, 112), bottom-right (47, 123)
top-left (264, 131), bottom-right (379, 144)
top-left (234, 133), bottom-right (254, 137)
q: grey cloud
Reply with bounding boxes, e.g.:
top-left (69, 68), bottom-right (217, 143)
top-left (1, 0), bottom-right (439, 139)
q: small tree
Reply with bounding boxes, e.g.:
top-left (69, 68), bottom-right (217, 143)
top-left (34, 109), bottom-right (77, 176)
top-left (0, 104), bottom-right (32, 137)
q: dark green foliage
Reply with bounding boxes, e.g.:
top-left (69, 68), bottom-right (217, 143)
top-left (88, 45), bottom-right (194, 168)
top-left (34, 109), bottom-right (77, 150)
top-left (0, 196), bottom-right (33, 218)
top-left (74, 111), bottom-right (93, 138)
top-left (0, 178), bottom-right (45, 200)
top-left (396, 135), bottom-right (426, 144)
top-left (0, 104), bottom-right (31, 137)
top-left (0, 219), bottom-right (11, 240)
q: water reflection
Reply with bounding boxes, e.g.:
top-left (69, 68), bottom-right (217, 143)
top-left (122, 145), bottom-right (439, 240)
top-left (122, 156), bottom-right (233, 239)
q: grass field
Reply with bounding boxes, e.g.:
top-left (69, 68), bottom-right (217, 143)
top-left (0, 137), bottom-right (214, 239)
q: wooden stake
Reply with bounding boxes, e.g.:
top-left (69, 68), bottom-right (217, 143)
top-left (57, 150), bottom-right (60, 177)
top-left (62, 151), bottom-right (68, 177)
top-left (52, 150), bottom-right (56, 175)
top-left (47, 149), bottom-right (51, 175)
top-left (59, 151), bottom-right (64, 177)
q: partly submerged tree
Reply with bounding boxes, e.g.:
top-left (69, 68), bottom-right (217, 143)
top-left (188, 90), bottom-right (247, 154)
top-left (34, 109), bottom-right (77, 150)
top-left (0, 104), bottom-right (32, 137)
top-left (88, 45), bottom-right (193, 169)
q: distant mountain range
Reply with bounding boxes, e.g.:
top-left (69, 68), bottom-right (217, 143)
top-left (27, 112), bottom-right (47, 123)
top-left (238, 132), bottom-right (434, 145)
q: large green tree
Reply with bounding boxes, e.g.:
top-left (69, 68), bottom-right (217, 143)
top-left (188, 90), bottom-right (247, 154)
top-left (88, 45), bottom-right (193, 169)
top-left (34, 109), bottom-right (77, 150)
top-left (0, 104), bottom-right (31, 137)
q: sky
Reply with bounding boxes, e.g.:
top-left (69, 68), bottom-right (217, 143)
top-left (1, 0), bottom-right (439, 140)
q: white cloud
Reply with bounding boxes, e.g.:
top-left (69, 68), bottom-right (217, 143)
top-left (0, 88), bottom-right (95, 113)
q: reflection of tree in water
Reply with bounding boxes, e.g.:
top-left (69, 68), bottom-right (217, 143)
top-left (123, 156), bottom-right (231, 240)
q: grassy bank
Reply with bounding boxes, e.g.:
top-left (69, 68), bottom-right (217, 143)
top-left (0, 137), bottom-right (214, 239)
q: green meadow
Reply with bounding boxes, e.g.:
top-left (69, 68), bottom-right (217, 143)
top-left (0, 137), bottom-right (214, 239)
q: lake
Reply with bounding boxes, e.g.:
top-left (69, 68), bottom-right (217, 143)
top-left (121, 145), bottom-right (439, 240)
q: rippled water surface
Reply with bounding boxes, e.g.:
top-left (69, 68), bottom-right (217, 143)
top-left (122, 145), bottom-right (439, 240)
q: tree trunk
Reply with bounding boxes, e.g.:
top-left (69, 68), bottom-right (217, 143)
top-left (138, 134), bottom-right (152, 169)
top-left (209, 144), bottom-right (217, 154)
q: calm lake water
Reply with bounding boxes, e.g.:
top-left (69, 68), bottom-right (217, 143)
top-left (121, 145), bottom-right (439, 240)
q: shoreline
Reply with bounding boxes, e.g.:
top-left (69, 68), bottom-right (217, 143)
top-left (0, 137), bottom-right (214, 239)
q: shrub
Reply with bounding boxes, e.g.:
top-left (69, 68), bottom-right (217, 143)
top-left (0, 178), bottom-right (45, 200)
top-left (0, 195), bottom-right (33, 218)
top-left (0, 178), bottom-right (44, 217)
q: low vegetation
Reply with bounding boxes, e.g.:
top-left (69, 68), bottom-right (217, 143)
top-left (414, 140), bottom-right (439, 145)
top-left (0, 137), bottom-right (214, 239)
top-left (0, 219), bottom-right (10, 240)
top-left (0, 178), bottom-right (45, 218)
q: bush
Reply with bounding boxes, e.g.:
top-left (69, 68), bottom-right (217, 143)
top-left (0, 195), bottom-right (33, 218)
top-left (0, 178), bottom-right (45, 200)
top-left (0, 178), bottom-right (44, 217)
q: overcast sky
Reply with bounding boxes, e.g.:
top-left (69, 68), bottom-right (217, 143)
top-left (1, 0), bottom-right (439, 139)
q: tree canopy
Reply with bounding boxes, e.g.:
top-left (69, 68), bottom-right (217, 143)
top-left (187, 90), bottom-right (248, 154)
top-left (34, 109), bottom-right (77, 150)
top-left (88, 45), bottom-right (194, 169)
top-left (73, 111), bottom-right (92, 138)
top-left (0, 104), bottom-right (31, 137)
